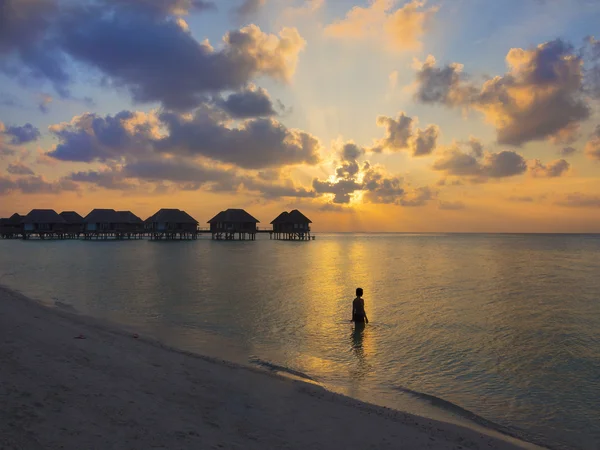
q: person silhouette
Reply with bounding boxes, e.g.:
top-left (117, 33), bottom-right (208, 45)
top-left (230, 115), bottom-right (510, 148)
top-left (351, 287), bottom-right (369, 324)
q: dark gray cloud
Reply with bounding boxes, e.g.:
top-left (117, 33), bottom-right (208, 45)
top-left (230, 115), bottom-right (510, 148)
top-left (57, 6), bottom-right (303, 110)
top-left (556, 193), bottom-right (600, 208)
top-left (559, 146), bottom-right (578, 156)
top-left (0, 175), bottom-right (78, 195)
top-left (4, 123), bottom-right (41, 144)
top-left (158, 110), bottom-right (320, 169)
top-left (0, 0), bottom-right (56, 53)
top-left (433, 147), bottom-right (527, 180)
top-left (414, 40), bottom-right (591, 146)
top-left (438, 200), bottom-right (466, 210)
top-left (1, 0), bottom-right (302, 109)
top-left (399, 186), bottom-right (434, 207)
top-left (361, 165), bottom-right (407, 205)
top-left (66, 170), bottom-right (138, 191)
top-left (0, 0), bottom-right (69, 96)
top-left (48, 111), bottom-right (156, 162)
top-left (215, 86), bottom-right (277, 118)
top-left (374, 112), bottom-right (439, 156)
top-left (340, 142), bottom-right (365, 161)
top-left (528, 159), bottom-right (570, 177)
top-left (312, 178), bottom-right (363, 204)
top-left (467, 137), bottom-right (484, 158)
top-left (7, 162), bottom-right (35, 175)
top-left (66, 157), bottom-right (316, 199)
top-left (233, 0), bottom-right (266, 21)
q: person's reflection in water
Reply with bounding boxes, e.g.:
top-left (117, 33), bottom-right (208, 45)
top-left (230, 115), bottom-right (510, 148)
top-left (349, 321), bottom-right (370, 381)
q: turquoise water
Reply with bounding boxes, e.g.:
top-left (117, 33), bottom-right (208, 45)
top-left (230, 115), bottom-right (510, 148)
top-left (1, 234), bottom-right (599, 449)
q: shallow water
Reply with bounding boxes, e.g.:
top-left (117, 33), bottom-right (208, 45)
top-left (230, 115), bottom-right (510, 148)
top-left (1, 233), bottom-right (599, 449)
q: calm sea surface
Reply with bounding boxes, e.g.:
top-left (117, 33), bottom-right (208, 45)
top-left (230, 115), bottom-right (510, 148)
top-left (1, 234), bottom-right (599, 449)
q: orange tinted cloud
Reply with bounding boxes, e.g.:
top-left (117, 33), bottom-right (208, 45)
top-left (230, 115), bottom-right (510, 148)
top-left (324, 0), bottom-right (437, 51)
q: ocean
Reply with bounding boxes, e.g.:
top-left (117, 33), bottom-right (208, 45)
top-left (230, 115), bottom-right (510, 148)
top-left (0, 233), bottom-right (598, 449)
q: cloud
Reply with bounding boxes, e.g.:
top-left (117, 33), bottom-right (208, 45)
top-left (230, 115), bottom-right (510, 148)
top-left (438, 200), bottom-right (466, 210)
top-left (583, 36), bottom-right (600, 98)
top-left (312, 178), bottom-right (363, 204)
top-left (373, 112), bottom-right (439, 156)
top-left (312, 156), bottom-right (433, 206)
top-left (115, 0), bottom-right (217, 16)
top-left (2, 1), bottom-right (304, 110)
top-left (508, 196), bottom-right (535, 203)
top-left (528, 159), bottom-right (570, 177)
top-left (584, 126), bottom-right (600, 160)
top-left (157, 109), bottom-right (321, 169)
top-left (215, 85), bottom-right (277, 118)
top-left (559, 146), bottom-right (578, 156)
top-left (324, 0), bottom-right (437, 52)
top-left (48, 111), bottom-right (159, 163)
top-left (38, 93), bottom-right (53, 113)
top-left (7, 162), bottom-right (35, 176)
top-left (340, 142), bottom-right (366, 161)
top-left (4, 123), bottom-right (41, 145)
top-left (66, 169), bottom-right (139, 191)
top-left (556, 193), bottom-right (600, 208)
top-left (362, 164), bottom-right (407, 204)
top-left (0, 175), bottom-right (78, 195)
top-left (432, 145), bottom-right (527, 180)
top-left (58, 3), bottom-right (305, 110)
top-left (414, 40), bottom-right (591, 146)
top-left (233, 0), bottom-right (266, 21)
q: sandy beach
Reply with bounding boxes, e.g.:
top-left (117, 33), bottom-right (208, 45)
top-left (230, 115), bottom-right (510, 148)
top-left (0, 286), bottom-right (541, 450)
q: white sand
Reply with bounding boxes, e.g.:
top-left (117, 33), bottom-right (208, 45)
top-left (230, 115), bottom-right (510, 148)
top-left (0, 286), bottom-right (542, 450)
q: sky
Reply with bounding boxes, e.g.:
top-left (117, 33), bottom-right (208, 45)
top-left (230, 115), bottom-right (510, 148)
top-left (1, 0), bottom-right (600, 232)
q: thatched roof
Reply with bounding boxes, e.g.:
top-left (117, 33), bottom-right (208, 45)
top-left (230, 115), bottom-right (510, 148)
top-left (23, 209), bottom-right (66, 224)
top-left (59, 211), bottom-right (84, 224)
top-left (84, 209), bottom-right (118, 223)
top-left (270, 211), bottom-right (289, 224)
top-left (117, 211), bottom-right (143, 223)
top-left (287, 209), bottom-right (312, 224)
top-left (146, 208), bottom-right (198, 224)
top-left (207, 209), bottom-right (260, 224)
top-left (270, 209), bottom-right (311, 224)
top-left (8, 213), bottom-right (23, 224)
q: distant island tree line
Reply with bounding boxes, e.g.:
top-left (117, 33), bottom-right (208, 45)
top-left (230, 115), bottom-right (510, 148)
top-left (0, 208), bottom-right (314, 241)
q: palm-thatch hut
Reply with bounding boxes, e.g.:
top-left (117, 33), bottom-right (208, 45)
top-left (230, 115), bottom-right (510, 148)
top-left (0, 213), bottom-right (24, 238)
top-left (207, 208), bottom-right (259, 240)
top-left (145, 208), bottom-right (199, 240)
top-left (270, 209), bottom-right (312, 240)
top-left (83, 209), bottom-right (144, 239)
top-left (59, 211), bottom-right (84, 237)
top-left (22, 209), bottom-right (66, 239)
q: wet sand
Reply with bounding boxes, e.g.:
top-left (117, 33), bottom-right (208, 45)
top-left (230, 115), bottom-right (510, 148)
top-left (0, 286), bottom-right (541, 450)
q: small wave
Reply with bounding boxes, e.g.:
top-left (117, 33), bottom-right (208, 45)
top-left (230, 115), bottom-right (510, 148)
top-left (54, 300), bottom-right (78, 312)
top-left (248, 357), bottom-right (317, 382)
top-left (391, 385), bottom-right (556, 449)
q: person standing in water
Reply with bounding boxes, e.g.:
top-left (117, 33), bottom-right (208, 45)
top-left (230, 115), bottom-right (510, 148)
top-left (352, 287), bottom-right (369, 324)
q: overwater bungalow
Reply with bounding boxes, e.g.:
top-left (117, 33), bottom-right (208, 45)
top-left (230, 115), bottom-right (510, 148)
top-left (0, 213), bottom-right (24, 238)
top-left (83, 209), bottom-right (144, 239)
top-left (22, 209), bottom-right (67, 239)
top-left (270, 209), bottom-right (312, 240)
top-left (208, 208), bottom-right (259, 240)
top-left (59, 211), bottom-right (84, 237)
top-left (145, 208), bottom-right (199, 240)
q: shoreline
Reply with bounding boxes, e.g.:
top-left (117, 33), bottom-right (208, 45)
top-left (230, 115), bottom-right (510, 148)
top-left (0, 285), bottom-right (543, 449)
